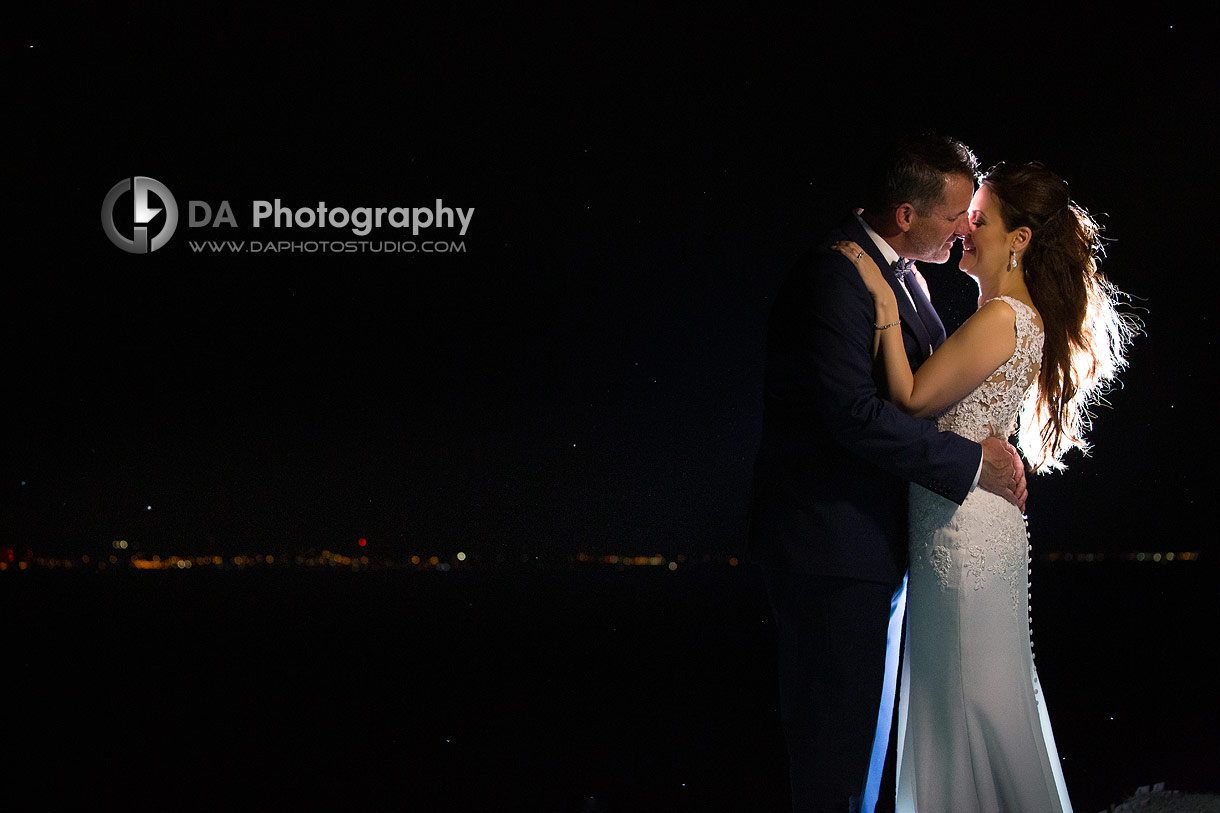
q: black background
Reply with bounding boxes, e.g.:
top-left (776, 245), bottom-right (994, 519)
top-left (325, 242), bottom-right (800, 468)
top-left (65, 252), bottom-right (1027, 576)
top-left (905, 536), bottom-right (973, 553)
top-left (8, 8), bottom-right (1207, 560)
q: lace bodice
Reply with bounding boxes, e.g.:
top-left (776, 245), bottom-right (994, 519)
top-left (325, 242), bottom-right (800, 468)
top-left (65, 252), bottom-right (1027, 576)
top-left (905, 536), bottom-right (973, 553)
top-left (935, 296), bottom-right (1043, 443)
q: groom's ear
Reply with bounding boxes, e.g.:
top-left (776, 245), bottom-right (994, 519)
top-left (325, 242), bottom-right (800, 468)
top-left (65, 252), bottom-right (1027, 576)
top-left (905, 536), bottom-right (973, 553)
top-left (893, 202), bottom-right (916, 233)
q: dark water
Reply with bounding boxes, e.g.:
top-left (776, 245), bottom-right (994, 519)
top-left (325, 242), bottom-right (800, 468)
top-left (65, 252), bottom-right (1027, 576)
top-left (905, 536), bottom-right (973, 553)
top-left (5, 559), bottom-right (1216, 811)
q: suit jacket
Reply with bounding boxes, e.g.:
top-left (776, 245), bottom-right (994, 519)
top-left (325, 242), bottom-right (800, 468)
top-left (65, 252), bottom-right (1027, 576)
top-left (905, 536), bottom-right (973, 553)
top-left (747, 213), bottom-right (980, 583)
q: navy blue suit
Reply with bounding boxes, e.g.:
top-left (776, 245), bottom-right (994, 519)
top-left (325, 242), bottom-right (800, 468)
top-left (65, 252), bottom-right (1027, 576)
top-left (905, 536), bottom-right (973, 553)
top-left (748, 213), bottom-right (979, 811)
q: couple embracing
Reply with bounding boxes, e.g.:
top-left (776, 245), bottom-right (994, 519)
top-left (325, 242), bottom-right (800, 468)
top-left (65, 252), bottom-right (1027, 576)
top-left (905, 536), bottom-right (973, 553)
top-left (748, 135), bottom-right (1135, 812)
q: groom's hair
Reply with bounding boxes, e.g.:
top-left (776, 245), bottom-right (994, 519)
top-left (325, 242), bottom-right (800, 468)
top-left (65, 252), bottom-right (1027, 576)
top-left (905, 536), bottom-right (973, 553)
top-left (863, 134), bottom-right (978, 216)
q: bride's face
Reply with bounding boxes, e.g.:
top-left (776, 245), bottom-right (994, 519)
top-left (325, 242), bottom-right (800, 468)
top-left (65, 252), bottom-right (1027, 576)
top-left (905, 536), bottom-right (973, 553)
top-left (960, 185), bottom-right (1016, 278)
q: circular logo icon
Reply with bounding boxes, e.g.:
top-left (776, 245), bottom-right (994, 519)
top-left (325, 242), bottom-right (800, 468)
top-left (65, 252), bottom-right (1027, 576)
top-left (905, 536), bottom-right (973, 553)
top-left (101, 176), bottom-right (179, 253)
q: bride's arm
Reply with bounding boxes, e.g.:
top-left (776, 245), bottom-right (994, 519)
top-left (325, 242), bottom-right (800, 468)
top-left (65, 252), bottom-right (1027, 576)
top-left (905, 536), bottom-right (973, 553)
top-left (832, 241), bottom-right (1017, 418)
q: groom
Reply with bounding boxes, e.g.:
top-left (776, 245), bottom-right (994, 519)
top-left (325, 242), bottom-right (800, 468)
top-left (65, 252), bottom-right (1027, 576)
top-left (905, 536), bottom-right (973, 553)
top-left (747, 134), bottom-right (1026, 812)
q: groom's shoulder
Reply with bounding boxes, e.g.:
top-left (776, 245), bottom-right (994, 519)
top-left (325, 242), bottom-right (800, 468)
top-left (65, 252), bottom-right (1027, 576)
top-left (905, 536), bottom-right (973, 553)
top-left (787, 217), bottom-right (861, 284)
top-left (823, 210), bottom-right (868, 247)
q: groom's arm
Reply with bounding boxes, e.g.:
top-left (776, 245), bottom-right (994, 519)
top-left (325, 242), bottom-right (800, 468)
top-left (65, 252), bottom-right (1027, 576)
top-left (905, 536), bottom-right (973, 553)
top-left (782, 248), bottom-right (981, 504)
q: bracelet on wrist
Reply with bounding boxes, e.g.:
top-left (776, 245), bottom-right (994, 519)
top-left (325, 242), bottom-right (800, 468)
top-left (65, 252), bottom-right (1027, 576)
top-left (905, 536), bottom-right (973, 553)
top-left (874, 320), bottom-right (900, 330)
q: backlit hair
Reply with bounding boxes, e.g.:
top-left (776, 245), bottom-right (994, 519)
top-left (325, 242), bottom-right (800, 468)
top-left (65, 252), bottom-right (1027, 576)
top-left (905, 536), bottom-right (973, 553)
top-left (980, 161), bottom-right (1140, 471)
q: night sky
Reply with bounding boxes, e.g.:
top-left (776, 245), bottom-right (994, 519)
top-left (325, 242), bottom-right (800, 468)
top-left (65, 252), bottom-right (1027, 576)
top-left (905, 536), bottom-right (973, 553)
top-left (6, 8), bottom-right (1210, 562)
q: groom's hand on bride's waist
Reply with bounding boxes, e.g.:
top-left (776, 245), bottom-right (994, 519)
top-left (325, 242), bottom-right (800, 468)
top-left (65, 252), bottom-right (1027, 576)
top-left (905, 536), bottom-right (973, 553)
top-left (979, 437), bottom-right (1028, 512)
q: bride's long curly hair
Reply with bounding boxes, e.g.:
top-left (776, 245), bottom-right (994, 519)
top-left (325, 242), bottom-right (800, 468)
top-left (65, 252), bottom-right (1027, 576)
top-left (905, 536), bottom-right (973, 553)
top-left (980, 162), bottom-right (1139, 472)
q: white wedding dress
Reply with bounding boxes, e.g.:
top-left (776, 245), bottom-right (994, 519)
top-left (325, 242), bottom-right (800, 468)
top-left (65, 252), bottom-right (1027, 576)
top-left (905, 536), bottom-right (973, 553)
top-left (896, 296), bottom-right (1073, 812)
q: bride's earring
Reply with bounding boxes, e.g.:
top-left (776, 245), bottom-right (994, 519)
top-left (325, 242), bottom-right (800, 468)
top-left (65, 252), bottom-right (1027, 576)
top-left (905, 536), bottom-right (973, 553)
top-left (1009, 250), bottom-right (1017, 271)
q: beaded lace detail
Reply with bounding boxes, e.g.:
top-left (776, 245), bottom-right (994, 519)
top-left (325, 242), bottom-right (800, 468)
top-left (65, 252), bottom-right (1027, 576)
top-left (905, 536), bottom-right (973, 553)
top-left (910, 296), bottom-right (1044, 616)
top-left (934, 296), bottom-right (1043, 443)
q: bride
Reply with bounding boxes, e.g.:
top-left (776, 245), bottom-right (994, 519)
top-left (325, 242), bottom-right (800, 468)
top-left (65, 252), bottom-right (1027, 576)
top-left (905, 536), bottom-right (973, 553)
top-left (834, 161), bottom-right (1136, 812)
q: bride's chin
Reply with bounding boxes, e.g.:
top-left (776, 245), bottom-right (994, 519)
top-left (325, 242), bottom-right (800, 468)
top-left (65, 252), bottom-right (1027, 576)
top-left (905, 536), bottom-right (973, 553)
top-left (959, 263), bottom-right (982, 281)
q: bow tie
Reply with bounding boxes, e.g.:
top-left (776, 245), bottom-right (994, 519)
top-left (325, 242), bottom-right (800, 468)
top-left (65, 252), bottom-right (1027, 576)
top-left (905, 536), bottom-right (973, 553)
top-left (892, 258), bottom-right (916, 282)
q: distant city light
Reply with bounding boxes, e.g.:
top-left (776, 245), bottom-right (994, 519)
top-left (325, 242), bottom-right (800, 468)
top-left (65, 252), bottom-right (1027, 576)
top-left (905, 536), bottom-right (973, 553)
top-left (1, 548), bottom-right (1204, 574)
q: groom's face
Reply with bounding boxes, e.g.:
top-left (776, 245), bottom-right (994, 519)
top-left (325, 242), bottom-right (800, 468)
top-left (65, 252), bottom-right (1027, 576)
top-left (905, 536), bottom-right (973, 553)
top-left (906, 173), bottom-right (974, 264)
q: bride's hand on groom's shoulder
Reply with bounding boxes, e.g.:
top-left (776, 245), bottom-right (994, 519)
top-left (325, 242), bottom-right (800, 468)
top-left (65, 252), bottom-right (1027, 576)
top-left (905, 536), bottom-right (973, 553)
top-left (830, 241), bottom-right (892, 303)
